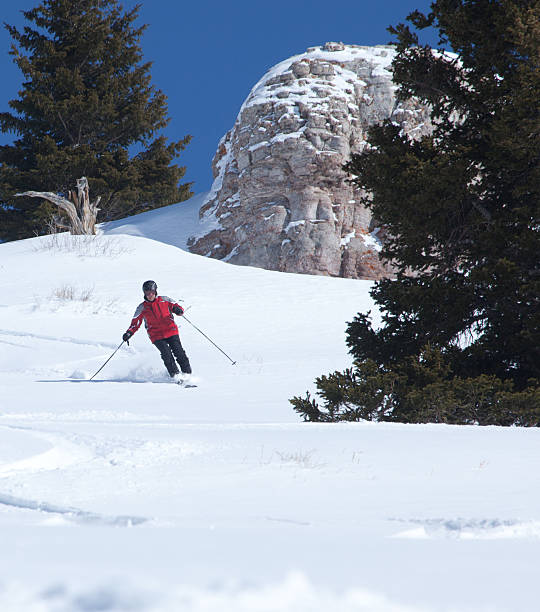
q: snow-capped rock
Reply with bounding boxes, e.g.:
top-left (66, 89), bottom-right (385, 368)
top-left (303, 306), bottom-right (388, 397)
top-left (188, 42), bottom-right (433, 279)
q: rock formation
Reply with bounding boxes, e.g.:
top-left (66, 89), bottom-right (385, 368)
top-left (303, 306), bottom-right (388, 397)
top-left (188, 42), bottom-right (433, 279)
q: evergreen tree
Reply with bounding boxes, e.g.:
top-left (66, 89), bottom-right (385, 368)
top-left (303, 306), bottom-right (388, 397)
top-left (291, 0), bottom-right (540, 425)
top-left (0, 0), bottom-right (192, 240)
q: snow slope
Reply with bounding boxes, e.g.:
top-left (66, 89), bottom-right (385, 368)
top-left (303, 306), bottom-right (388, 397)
top-left (1, 196), bottom-right (540, 612)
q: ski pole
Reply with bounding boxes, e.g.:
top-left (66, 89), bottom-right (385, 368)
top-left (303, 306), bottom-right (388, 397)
top-left (90, 340), bottom-right (125, 380)
top-left (182, 315), bottom-right (236, 365)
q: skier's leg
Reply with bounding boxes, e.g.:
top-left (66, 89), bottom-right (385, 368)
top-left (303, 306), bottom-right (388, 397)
top-left (167, 335), bottom-right (192, 374)
top-left (153, 338), bottom-right (179, 376)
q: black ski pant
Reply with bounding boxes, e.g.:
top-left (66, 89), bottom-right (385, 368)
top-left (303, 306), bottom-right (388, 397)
top-left (153, 334), bottom-right (192, 377)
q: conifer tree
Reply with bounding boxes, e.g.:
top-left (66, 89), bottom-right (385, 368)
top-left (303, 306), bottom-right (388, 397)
top-left (291, 0), bottom-right (540, 425)
top-left (0, 0), bottom-right (192, 240)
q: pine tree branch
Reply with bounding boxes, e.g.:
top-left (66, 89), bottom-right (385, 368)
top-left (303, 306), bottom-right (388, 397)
top-left (471, 201), bottom-right (492, 222)
top-left (56, 110), bottom-right (76, 145)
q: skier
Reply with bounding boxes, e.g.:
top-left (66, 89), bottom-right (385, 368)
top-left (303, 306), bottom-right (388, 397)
top-left (123, 280), bottom-right (192, 381)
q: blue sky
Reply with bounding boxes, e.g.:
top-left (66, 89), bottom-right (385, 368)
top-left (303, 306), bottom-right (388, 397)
top-left (0, 1), bottom-right (439, 194)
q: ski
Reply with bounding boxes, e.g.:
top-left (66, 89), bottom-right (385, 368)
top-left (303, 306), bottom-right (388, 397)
top-left (176, 381), bottom-right (197, 388)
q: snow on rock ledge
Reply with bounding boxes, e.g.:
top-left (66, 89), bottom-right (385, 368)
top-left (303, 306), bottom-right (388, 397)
top-left (188, 42), bottom-right (433, 279)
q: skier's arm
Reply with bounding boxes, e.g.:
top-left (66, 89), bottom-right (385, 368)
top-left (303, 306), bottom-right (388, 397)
top-left (161, 296), bottom-right (184, 316)
top-left (124, 304), bottom-right (145, 339)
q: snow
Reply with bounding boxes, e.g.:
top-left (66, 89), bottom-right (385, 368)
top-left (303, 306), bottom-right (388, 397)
top-left (236, 44), bottom-right (396, 136)
top-left (103, 192), bottom-right (209, 250)
top-left (285, 220), bottom-right (306, 232)
top-left (1, 194), bottom-right (540, 611)
top-left (362, 228), bottom-right (384, 252)
top-left (341, 229), bottom-right (356, 246)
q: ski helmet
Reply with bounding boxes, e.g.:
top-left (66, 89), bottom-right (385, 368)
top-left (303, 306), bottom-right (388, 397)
top-left (142, 280), bottom-right (157, 293)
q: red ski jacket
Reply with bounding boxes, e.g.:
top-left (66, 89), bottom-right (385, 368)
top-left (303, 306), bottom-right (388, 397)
top-left (126, 295), bottom-right (184, 343)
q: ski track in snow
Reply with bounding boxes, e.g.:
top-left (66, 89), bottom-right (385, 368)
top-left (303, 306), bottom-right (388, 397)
top-left (0, 328), bottom-right (119, 350)
top-left (391, 517), bottom-right (540, 540)
top-left (2, 422), bottom-right (537, 542)
top-left (0, 425), bottom-right (153, 526)
top-left (0, 425), bottom-right (94, 476)
top-left (0, 492), bottom-right (148, 527)
top-left (0, 338), bottom-right (33, 349)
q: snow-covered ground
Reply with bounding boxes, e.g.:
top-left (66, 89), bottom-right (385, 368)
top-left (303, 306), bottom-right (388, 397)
top-left (1, 196), bottom-right (539, 612)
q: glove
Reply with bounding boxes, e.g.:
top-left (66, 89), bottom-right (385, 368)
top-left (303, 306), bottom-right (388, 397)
top-left (172, 305), bottom-right (184, 316)
top-left (122, 331), bottom-right (132, 344)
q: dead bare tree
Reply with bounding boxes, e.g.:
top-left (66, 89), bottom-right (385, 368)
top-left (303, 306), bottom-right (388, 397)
top-left (16, 177), bottom-right (101, 235)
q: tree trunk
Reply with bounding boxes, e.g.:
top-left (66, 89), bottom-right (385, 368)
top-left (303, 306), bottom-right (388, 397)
top-left (16, 177), bottom-right (101, 235)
